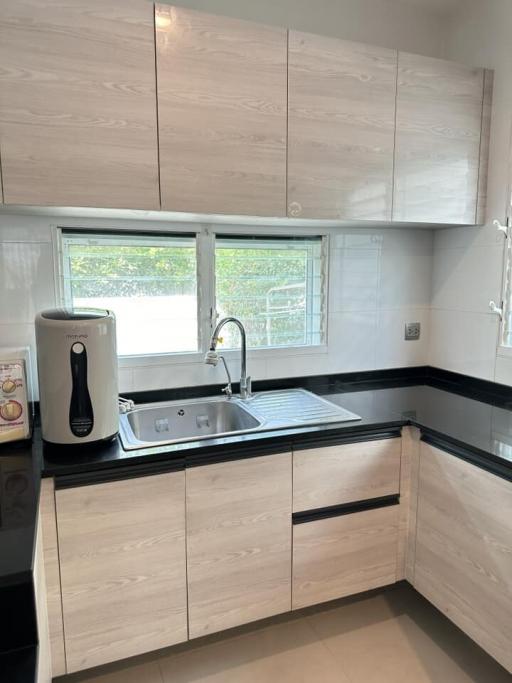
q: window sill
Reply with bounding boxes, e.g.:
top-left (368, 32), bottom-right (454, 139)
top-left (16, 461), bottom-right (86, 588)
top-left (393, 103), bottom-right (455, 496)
top-left (118, 344), bottom-right (328, 368)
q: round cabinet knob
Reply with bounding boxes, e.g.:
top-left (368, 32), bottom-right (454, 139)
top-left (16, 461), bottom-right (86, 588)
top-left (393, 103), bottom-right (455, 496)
top-left (2, 379), bottom-right (16, 394)
top-left (0, 400), bottom-right (23, 421)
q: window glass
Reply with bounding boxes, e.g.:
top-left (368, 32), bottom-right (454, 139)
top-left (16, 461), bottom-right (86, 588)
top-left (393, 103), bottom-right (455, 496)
top-left (214, 236), bottom-right (326, 349)
top-left (61, 232), bottom-right (198, 356)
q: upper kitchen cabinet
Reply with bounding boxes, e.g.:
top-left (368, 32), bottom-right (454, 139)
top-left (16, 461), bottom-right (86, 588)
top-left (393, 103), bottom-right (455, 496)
top-left (0, 0), bottom-right (160, 210)
top-left (393, 53), bottom-right (491, 225)
top-left (287, 31), bottom-right (397, 221)
top-left (155, 5), bottom-right (287, 217)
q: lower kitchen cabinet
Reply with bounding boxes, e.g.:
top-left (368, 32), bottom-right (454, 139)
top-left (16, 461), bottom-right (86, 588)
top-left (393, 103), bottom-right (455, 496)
top-left (186, 453), bottom-right (292, 638)
top-left (55, 472), bottom-right (187, 673)
top-left (292, 503), bottom-right (399, 610)
top-left (34, 502), bottom-right (52, 683)
top-left (293, 437), bottom-right (401, 512)
top-left (414, 444), bottom-right (512, 673)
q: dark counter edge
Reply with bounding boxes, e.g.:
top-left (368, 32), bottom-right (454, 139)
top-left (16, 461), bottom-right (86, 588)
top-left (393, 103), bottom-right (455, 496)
top-left (39, 364), bottom-right (512, 487)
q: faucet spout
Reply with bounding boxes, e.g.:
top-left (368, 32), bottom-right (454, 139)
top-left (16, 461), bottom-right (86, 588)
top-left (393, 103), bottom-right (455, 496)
top-left (208, 317), bottom-right (251, 399)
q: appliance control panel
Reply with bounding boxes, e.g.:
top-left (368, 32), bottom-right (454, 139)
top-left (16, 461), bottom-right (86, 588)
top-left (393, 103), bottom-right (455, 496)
top-left (0, 361), bottom-right (30, 443)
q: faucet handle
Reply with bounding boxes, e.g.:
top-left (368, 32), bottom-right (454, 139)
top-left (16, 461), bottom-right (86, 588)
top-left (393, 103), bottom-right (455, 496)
top-left (222, 384), bottom-right (233, 399)
top-left (240, 376), bottom-right (252, 399)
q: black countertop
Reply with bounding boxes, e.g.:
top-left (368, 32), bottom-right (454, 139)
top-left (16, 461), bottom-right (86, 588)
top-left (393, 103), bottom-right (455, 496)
top-left (42, 376), bottom-right (512, 483)
top-left (4, 366), bottom-right (512, 681)
top-left (0, 439), bottom-right (41, 683)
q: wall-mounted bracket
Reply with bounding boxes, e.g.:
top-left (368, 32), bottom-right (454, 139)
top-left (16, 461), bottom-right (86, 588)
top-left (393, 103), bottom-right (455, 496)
top-left (493, 219), bottom-right (509, 237)
top-left (489, 300), bottom-right (503, 319)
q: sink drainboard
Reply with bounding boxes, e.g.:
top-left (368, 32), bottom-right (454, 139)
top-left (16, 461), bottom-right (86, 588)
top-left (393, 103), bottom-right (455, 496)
top-left (247, 389), bottom-right (360, 426)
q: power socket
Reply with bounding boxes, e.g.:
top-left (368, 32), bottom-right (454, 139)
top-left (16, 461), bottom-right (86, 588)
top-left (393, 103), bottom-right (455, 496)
top-left (405, 322), bottom-right (421, 341)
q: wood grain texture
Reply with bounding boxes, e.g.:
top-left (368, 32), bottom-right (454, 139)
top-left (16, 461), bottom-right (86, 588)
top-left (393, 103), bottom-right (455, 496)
top-left (0, 0), bottom-right (159, 209)
top-left (393, 52), bottom-right (485, 224)
top-left (39, 477), bottom-right (66, 677)
top-left (287, 31), bottom-right (397, 220)
top-left (35, 505), bottom-right (52, 683)
top-left (156, 5), bottom-right (287, 217)
top-left (56, 472), bottom-right (187, 673)
top-left (186, 453), bottom-right (292, 639)
top-left (397, 426), bottom-right (421, 581)
top-left (292, 505), bottom-right (399, 610)
top-left (292, 438), bottom-right (401, 513)
top-left (415, 444), bottom-right (512, 673)
top-left (476, 69), bottom-right (494, 225)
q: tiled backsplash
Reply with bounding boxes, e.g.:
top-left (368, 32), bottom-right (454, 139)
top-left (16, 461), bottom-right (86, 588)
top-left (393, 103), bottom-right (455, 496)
top-left (0, 213), bottom-right (432, 395)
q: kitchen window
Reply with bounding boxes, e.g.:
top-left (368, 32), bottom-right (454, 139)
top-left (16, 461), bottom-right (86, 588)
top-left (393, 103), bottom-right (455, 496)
top-left (59, 229), bottom-right (327, 358)
top-left (214, 236), bottom-right (326, 349)
top-left (60, 231), bottom-right (199, 356)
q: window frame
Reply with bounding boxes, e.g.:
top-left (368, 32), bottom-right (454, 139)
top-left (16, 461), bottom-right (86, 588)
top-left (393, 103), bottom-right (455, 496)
top-left (53, 223), bottom-right (329, 367)
top-left (497, 217), bottom-right (512, 358)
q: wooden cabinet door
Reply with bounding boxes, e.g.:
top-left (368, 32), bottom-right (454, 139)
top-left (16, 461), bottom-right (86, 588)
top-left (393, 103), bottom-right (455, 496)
top-left (35, 503), bottom-right (52, 683)
top-left (393, 53), bottom-right (486, 224)
top-left (293, 504), bottom-right (399, 610)
top-left (186, 453), bottom-right (292, 638)
top-left (415, 444), bottom-right (512, 672)
top-left (155, 5), bottom-right (287, 217)
top-left (293, 438), bottom-right (401, 512)
top-left (56, 472), bottom-right (187, 673)
top-left (287, 31), bottom-right (397, 220)
top-left (0, 0), bottom-right (159, 210)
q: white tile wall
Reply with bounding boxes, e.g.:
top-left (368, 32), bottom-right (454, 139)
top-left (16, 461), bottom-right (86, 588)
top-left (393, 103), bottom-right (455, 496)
top-left (428, 232), bottom-right (504, 381)
top-left (429, 308), bottom-right (500, 380)
top-left (0, 213), bottom-right (434, 394)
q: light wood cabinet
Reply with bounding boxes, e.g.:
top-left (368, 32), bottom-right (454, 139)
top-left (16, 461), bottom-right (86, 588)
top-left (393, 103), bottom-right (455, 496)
top-left (35, 504), bottom-right (52, 683)
top-left (186, 453), bottom-right (292, 638)
top-left (414, 444), bottom-right (512, 673)
top-left (0, 0), bottom-right (160, 210)
top-left (393, 53), bottom-right (487, 224)
top-left (287, 31), bottom-right (397, 220)
top-left (293, 438), bottom-right (401, 512)
top-left (292, 504), bottom-right (399, 609)
top-left (39, 478), bottom-right (66, 677)
top-left (155, 5), bottom-right (287, 217)
top-left (56, 472), bottom-right (187, 673)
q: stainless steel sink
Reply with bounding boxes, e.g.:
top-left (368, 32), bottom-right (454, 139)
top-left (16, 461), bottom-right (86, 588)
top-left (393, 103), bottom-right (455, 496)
top-left (119, 389), bottom-right (361, 451)
top-left (120, 397), bottom-right (262, 449)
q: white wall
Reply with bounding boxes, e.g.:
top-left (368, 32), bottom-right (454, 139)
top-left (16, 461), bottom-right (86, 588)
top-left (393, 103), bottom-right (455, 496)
top-left (163, 0), bottom-right (450, 56)
top-left (0, 213), bottom-right (433, 395)
top-left (429, 0), bottom-right (512, 382)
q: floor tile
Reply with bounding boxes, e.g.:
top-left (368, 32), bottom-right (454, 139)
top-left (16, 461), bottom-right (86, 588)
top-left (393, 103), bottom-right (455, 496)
top-left (158, 617), bottom-right (349, 683)
top-left (307, 584), bottom-right (511, 683)
top-left (63, 657), bottom-right (163, 683)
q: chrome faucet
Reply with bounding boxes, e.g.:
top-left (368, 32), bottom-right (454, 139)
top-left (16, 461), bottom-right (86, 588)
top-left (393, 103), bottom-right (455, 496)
top-left (205, 317), bottom-right (252, 400)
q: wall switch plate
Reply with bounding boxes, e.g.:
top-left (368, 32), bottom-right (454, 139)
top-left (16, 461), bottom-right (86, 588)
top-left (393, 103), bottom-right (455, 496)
top-left (405, 322), bottom-right (421, 341)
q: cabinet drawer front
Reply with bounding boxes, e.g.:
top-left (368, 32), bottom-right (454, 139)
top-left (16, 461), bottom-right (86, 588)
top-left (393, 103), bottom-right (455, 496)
top-left (415, 444), bottom-right (512, 673)
top-left (293, 438), bottom-right (401, 512)
top-left (292, 505), bottom-right (399, 609)
top-left (186, 453), bottom-right (292, 639)
top-left (56, 472), bottom-right (187, 673)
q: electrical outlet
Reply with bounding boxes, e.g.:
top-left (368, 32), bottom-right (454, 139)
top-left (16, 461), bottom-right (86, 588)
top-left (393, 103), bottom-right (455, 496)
top-left (405, 322), bottom-right (421, 341)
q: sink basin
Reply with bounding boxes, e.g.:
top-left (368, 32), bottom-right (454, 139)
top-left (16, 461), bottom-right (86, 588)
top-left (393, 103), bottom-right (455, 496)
top-left (119, 389), bottom-right (361, 451)
top-left (119, 397), bottom-right (262, 449)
